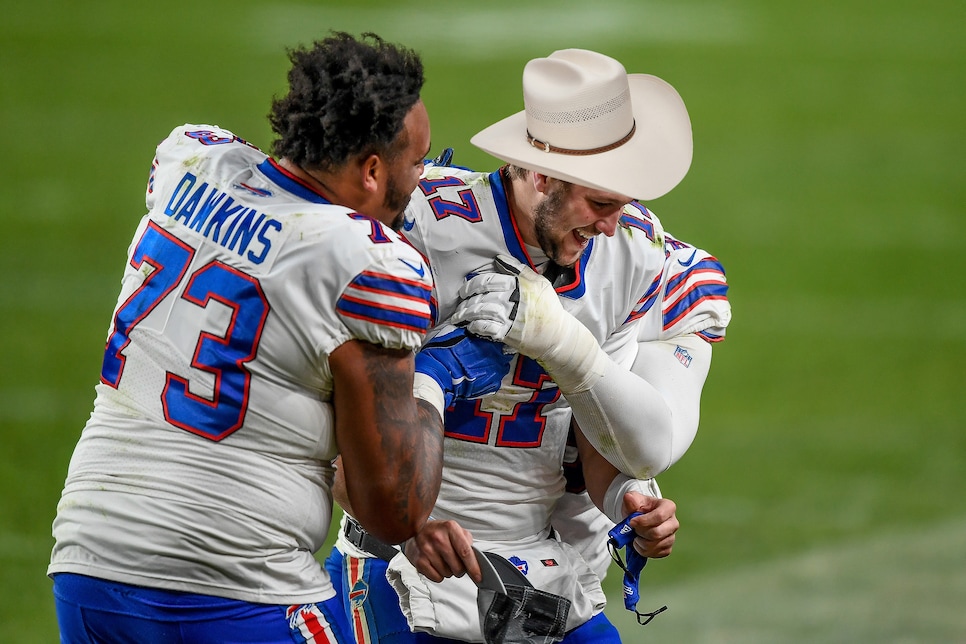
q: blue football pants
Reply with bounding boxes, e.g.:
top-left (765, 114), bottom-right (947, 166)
top-left (53, 572), bottom-right (353, 643)
top-left (323, 548), bottom-right (621, 643)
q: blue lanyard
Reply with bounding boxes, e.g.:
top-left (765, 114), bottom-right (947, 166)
top-left (606, 512), bottom-right (669, 626)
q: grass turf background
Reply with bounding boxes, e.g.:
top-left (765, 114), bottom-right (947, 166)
top-left (2, 1), bottom-right (963, 640)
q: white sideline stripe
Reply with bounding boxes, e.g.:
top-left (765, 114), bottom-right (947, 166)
top-left (252, 2), bottom-right (749, 58)
top-left (606, 517), bottom-right (966, 641)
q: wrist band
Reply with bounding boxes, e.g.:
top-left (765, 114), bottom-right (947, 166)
top-left (603, 474), bottom-right (650, 523)
top-left (413, 372), bottom-right (445, 420)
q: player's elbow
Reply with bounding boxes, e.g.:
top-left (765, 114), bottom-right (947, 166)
top-left (636, 409), bottom-right (698, 477)
top-left (581, 416), bottom-right (674, 481)
top-left (632, 414), bottom-right (677, 479)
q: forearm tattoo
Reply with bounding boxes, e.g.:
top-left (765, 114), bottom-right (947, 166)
top-left (361, 346), bottom-right (444, 525)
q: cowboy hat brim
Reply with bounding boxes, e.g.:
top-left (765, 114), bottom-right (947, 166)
top-left (470, 74), bottom-right (692, 201)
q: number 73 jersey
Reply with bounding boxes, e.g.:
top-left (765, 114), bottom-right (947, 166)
top-left (49, 124), bottom-right (434, 604)
top-left (402, 165), bottom-right (730, 542)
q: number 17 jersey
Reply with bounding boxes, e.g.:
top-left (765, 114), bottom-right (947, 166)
top-left (400, 165), bottom-right (729, 542)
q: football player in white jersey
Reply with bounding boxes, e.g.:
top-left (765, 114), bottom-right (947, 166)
top-left (327, 49), bottom-right (731, 642)
top-left (47, 33), bottom-right (490, 643)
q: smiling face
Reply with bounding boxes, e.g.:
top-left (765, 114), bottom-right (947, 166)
top-left (531, 176), bottom-right (632, 267)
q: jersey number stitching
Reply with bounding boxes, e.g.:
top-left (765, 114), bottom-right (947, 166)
top-left (444, 357), bottom-right (558, 448)
top-left (419, 177), bottom-right (483, 223)
top-left (101, 221), bottom-right (270, 441)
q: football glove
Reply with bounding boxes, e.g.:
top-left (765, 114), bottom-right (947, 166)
top-left (428, 147), bottom-right (455, 167)
top-left (451, 254), bottom-right (606, 393)
top-left (414, 324), bottom-right (512, 410)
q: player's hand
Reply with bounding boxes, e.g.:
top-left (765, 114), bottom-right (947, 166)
top-left (403, 519), bottom-right (482, 584)
top-left (451, 255), bottom-right (604, 393)
top-left (451, 255), bottom-right (558, 356)
top-left (415, 324), bottom-right (513, 409)
top-left (623, 493), bottom-right (678, 558)
top-left (427, 147), bottom-right (455, 167)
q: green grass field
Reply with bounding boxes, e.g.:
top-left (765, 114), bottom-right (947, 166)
top-left (3, 1), bottom-right (964, 641)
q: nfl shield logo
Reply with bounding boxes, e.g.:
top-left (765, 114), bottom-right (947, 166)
top-left (674, 345), bottom-right (692, 368)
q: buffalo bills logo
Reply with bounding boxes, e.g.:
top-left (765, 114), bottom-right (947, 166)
top-left (509, 556), bottom-right (528, 575)
top-left (348, 579), bottom-right (368, 608)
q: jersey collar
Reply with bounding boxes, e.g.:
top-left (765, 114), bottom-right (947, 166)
top-left (258, 159), bottom-right (332, 204)
top-left (490, 166), bottom-right (590, 299)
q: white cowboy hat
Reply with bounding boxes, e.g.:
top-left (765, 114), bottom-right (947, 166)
top-left (471, 48), bottom-right (693, 201)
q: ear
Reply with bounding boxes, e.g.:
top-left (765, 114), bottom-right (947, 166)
top-left (532, 172), bottom-right (551, 194)
top-left (359, 154), bottom-right (383, 195)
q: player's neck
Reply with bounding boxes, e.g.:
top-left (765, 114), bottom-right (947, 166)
top-left (503, 169), bottom-right (539, 247)
top-left (279, 158), bottom-right (381, 219)
top-left (277, 159), bottom-right (338, 200)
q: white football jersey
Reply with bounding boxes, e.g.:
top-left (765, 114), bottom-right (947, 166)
top-left (402, 165), bottom-right (730, 542)
top-left (48, 125), bottom-right (434, 604)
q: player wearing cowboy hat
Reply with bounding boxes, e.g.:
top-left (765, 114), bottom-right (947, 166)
top-left (330, 48), bottom-right (731, 643)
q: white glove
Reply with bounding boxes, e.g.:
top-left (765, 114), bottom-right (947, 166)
top-left (451, 255), bottom-right (606, 393)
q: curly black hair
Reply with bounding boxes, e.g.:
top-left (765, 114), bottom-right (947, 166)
top-left (269, 32), bottom-right (424, 171)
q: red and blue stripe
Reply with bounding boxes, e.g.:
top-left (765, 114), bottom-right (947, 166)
top-left (337, 271), bottom-right (433, 333)
top-left (663, 257), bottom-right (729, 334)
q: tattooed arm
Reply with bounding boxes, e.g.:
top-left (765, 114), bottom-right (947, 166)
top-left (330, 339), bottom-right (444, 545)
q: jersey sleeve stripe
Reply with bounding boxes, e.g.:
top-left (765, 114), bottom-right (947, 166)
top-left (428, 295), bottom-right (438, 329)
top-left (624, 273), bottom-right (663, 324)
top-left (337, 270), bottom-right (433, 333)
top-left (665, 257), bottom-right (726, 299)
top-left (337, 296), bottom-right (432, 333)
top-left (350, 270), bottom-right (433, 302)
top-left (696, 329), bottom-right (726, 343)
top-left (349, 279), bottom-right (432, 306)
top-left (663, 280), bottom-right (730, 331)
